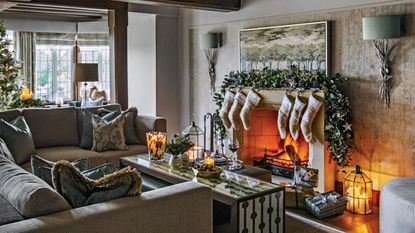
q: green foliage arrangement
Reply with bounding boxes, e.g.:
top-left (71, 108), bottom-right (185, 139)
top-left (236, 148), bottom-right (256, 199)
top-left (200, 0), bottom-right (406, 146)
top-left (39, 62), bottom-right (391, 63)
top-left (0, 21), bottom-right (44, 109)
top-left (166, 134), bottom-right (195, 157)
top-left (212, 66), bottom-right (353, 167)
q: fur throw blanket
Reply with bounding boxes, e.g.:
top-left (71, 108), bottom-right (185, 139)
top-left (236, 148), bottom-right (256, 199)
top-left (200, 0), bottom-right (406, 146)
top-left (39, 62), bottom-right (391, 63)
top-left (52, 160), bottom-right (142, 208)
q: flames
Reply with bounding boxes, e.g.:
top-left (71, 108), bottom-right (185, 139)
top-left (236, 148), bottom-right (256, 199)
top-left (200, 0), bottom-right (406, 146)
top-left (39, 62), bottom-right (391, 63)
top-left (265, 133), bottom-right (309, 168)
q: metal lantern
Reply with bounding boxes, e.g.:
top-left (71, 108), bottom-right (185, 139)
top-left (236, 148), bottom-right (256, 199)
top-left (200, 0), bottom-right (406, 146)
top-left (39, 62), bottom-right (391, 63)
top-left (344, 165), bottom-right (373, 215)
top-left (182, 121), bottom-right (204, 161)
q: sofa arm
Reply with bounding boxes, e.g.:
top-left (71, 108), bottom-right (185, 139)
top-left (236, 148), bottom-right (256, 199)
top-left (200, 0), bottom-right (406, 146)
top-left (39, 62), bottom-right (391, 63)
top-left (0, 182), bottom-right (212, 233)
top-left (135, 115), bottom-right (167, 144)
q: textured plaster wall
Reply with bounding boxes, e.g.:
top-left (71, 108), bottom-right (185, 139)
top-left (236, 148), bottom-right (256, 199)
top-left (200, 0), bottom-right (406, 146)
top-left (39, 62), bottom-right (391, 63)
top-left (181, 2), bottom-right (415, 190)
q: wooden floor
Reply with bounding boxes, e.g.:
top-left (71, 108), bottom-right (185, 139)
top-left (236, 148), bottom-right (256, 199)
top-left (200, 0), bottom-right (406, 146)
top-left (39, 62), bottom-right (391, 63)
top-left (286, 207), bottom-right (379, 233)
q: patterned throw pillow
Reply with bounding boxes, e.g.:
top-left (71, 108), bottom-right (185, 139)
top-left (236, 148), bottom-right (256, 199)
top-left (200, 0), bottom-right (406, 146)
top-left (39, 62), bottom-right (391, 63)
top-left (92, 114), bottom-right (128, 152)
top-left (79, 110), bottom-right (121, 149)
top-left (52, 160), bottom-right (142, 208)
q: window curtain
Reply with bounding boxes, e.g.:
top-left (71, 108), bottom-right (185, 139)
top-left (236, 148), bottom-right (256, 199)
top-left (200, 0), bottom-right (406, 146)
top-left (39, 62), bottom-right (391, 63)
top-left (14, 32), bottom-right (36, 91)
top-left (35, 33), bottom-right (108, 46)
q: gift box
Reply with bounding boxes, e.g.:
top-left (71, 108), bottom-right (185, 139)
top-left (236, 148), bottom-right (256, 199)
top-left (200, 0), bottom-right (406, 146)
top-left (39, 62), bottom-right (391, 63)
top-left (293, 166), bottom-right (319, 188)
top-left (305, 191), bottom-right (348, 219)
top-left (285, 185), bottom-right (315, 209)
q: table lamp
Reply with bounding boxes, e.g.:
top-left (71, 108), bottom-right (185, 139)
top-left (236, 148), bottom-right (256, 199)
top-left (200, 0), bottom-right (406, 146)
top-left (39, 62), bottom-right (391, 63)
top-left (74, 63), bottom-right (98, 108)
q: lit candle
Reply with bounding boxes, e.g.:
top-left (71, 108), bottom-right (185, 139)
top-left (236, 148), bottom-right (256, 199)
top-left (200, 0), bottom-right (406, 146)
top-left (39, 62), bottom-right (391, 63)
top-left (204, 156), bottom-right (215, 168)
top-left (146, 132), bottom-right (167, 161)
top-left (188, 145), bottom-right (204, 161)
top-left (20, 87), bottom-right (34, 101)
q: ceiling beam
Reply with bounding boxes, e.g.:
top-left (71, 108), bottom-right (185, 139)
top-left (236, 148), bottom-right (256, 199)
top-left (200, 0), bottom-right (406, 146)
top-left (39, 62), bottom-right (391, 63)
top-left (128, 0), bottom-right (241, 11)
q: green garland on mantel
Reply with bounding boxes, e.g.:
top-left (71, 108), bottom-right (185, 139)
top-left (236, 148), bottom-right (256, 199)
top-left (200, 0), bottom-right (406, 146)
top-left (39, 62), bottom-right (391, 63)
top-left (212, 66), bottom-right (353, 167)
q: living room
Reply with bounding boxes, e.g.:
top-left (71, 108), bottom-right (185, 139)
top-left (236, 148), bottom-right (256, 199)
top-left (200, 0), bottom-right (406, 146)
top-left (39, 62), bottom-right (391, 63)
top-left (0, 0), bottom-right (413, 233)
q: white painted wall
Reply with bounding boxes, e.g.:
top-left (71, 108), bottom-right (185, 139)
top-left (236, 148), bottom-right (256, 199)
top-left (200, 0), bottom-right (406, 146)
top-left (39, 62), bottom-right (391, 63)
top-left (127, 12), bottom-right (157, 116)
top-left (156, 15), bottom-right (180, 138)
top-left (127, 13), bottom-right (180, 139)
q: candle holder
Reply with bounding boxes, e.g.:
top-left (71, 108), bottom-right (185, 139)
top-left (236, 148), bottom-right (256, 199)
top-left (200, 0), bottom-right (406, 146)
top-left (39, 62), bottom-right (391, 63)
top-left (146, 132), bottom-right (167, 162)
top-left (344, 165), bottom-right (373, 214)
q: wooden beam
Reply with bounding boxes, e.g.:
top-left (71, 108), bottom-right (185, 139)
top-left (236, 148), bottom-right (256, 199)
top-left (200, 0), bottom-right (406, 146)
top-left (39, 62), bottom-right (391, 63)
top-left (130, 0), bottom-right (241, 11)
top-left (108, 9), bottom-right (128, 109)
top-left (25, 0), bottom-right (128, 10)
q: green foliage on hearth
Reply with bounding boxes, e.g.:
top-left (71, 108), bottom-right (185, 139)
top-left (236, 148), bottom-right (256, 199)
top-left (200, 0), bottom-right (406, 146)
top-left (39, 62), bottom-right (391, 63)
top-left (212, 66), bottom-right (353, 167)
top-left (0, 21), bottom-right (44, 109)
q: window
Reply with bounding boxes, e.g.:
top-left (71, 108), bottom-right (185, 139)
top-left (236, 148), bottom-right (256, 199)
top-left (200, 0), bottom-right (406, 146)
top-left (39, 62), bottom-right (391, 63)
top-left (35, 45), bottom-right (73, 101)
top-left (79, 46), bottom-right (111, 97)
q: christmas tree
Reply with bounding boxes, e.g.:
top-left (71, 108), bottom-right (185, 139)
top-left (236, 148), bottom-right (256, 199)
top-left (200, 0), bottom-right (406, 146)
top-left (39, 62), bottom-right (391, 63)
top-left (0, 21), bottom-right (44, 109)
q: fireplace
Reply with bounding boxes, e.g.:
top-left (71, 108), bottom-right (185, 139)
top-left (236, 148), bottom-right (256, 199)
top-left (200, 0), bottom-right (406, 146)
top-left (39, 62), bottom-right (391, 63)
top-left (234, 88), bottom-right (334, 192)
top-left (242, 109), bottom-right (310, 178)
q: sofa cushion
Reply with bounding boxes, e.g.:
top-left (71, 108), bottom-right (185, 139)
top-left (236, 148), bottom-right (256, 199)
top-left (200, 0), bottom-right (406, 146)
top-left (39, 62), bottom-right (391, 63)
top-left (35, 146), bottom-right (106, 168)
top-left (92, 114), bottom-right (128, 152)
top-left (22, 107), bottom-right (79, 148)
top-left (0, 109), bottom-right (21, 122)
top-left (0, 195), bottom-right (23, 226)
top-left (52, 160), bottom-right (142, 208)
top-left (123, 107), bottom-right (141, 145)
top-left (76, 104), bottom-right (122, 139)
top-left (0, 156), bottom-right (71, 218)
top-left (40, 163), bottom-right (116, 186)
top-left (101, 144), bottom-right (148, 167)
top-left (79, 110), bottom-right (121, 149)
top-left (0, 138), bottom-right (15, 163)
top-left (0, 116), bottom-right (36, 165)
top-left (31, 155), bottom-right (89, 187)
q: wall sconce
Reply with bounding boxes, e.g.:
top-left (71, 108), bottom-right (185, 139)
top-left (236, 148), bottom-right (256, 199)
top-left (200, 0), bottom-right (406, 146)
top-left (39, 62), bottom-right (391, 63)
top-left (200, 32), bottom-right (221, 94)
top-left (362, 15), bottom-right (401, 107)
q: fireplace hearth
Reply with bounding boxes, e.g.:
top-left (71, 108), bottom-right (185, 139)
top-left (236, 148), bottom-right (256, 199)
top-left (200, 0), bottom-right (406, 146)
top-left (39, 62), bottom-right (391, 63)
top-left (235, 89), bottom-right (331, 192)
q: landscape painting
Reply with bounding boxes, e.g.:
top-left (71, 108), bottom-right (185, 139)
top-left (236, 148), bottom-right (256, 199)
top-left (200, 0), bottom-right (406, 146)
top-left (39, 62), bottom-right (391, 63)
top-left (239, 22), bottom-right (329, 73)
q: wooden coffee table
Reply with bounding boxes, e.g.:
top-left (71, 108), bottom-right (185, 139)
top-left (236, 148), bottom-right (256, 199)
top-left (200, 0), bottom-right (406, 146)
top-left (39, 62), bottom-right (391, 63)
top-left (121, 154), bottom-right (285, 233)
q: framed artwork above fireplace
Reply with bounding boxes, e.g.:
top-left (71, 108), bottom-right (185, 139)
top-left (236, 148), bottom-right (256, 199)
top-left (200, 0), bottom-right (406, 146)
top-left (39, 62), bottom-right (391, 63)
top-left (239, 21), bottom-right (330, 75)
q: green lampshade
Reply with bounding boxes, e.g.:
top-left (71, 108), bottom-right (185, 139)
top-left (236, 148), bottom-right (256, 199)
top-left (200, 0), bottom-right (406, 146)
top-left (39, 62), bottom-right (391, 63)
top-left (200, 32), bottom-right (220, 49)
top-left (362, 15), bottom-right (401, 40)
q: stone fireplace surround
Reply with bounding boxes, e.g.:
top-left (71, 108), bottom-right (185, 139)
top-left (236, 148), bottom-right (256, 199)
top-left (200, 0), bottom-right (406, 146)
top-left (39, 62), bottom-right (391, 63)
top-left (231, 88), bottom-right (335, 192)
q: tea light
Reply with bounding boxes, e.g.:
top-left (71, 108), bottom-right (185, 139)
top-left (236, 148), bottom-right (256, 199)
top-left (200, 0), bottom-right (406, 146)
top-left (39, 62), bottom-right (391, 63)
top-left (204, 156), bottom-right (215, 168)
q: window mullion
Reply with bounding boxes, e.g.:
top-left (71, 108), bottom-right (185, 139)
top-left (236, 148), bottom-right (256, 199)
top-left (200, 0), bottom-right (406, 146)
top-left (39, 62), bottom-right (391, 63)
top-left (51, 48), bottom-right (58, 101)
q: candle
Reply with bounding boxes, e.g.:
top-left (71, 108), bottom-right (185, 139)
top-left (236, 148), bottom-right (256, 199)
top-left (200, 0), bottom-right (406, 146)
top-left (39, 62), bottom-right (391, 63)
top-left (188, 145), bottom-right (204, 161)
top-left (55, 97), bottom-right (64, 107)
top-left (20, 87), bottom-right (34, 101)
top-left (346, 185), bottom-right (372, 214)
top-left (146, 132), bottom-right (167, 161)
top-left (204, 156), bottom-right (215, 168)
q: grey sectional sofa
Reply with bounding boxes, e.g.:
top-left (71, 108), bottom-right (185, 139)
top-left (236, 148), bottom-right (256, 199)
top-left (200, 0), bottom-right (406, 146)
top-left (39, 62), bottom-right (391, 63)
top-left (0, 104), bottom-right (213, 233)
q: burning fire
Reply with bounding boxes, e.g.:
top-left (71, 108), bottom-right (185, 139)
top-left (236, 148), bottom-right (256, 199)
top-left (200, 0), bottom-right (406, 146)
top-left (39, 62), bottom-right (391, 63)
top-left (265, 133), bottom-right (309, 168)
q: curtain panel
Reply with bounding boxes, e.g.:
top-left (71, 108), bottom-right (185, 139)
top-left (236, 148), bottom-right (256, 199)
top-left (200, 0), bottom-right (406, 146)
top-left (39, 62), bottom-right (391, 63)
top-left (14, 31), bottom-right (36, 91)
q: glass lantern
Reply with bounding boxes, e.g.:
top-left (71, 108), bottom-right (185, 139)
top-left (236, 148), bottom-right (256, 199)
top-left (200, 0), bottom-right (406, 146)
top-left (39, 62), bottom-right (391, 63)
top-left (344, 165), bottom-right (373, 215)
top-left (182, 121), bottom-right (204, 162)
